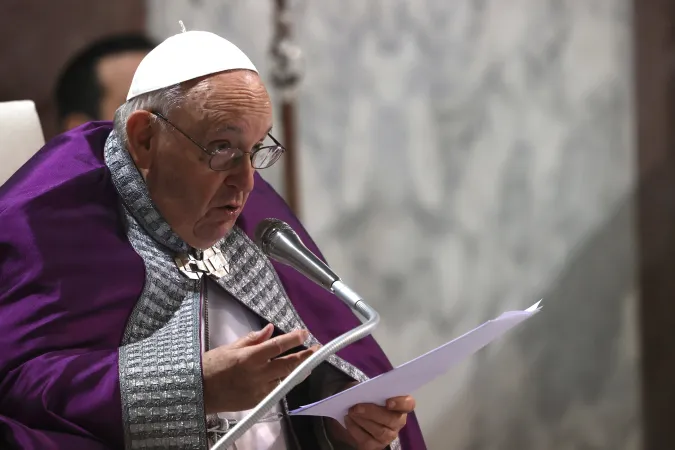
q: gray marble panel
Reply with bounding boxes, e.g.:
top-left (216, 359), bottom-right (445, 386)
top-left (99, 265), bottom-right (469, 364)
top-left (148, 1), bottom-right (639, 448)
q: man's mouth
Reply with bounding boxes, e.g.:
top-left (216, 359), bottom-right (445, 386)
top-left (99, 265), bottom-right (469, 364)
top-left (217, 202), bottom-right (243, 215)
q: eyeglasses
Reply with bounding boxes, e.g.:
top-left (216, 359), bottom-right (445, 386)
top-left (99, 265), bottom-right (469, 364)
top-left (151, 111), bottom-right (285, 171)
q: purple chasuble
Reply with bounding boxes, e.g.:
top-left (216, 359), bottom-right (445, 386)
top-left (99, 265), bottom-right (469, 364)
top-left (0, 122), bottom-right (426, 449)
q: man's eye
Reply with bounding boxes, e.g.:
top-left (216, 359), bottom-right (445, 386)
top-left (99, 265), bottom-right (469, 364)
top-left (214, 142), bottom-right (232, 151)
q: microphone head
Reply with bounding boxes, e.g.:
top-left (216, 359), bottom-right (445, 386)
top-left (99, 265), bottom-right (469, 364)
top-left (253, 217), bottom-right (340, 290)
top-left (254, 218), bottom-right (294, 254)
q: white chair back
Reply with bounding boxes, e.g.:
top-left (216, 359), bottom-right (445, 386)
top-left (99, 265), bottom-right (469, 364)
top-left (0, 100), bottom-right (45, 185)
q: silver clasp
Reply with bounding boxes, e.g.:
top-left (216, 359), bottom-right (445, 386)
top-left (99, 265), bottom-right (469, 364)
top-left (175, 246), bottom-right (230, 280)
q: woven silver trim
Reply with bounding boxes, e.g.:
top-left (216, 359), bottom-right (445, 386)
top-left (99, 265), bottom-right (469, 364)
top-left (118, 211), bottom-right (207, 449)
top-left (105, 130), bottom-right (188, 254)
top-left (106, 133), bottom-right (207, 449)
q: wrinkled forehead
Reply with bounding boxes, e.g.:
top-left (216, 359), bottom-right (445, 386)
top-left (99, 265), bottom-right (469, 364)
top-left (182, 70), bottom-right (272, 132)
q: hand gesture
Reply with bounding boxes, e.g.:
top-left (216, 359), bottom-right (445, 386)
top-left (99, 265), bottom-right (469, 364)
top-left (202, 324), bottom-right (318, 413)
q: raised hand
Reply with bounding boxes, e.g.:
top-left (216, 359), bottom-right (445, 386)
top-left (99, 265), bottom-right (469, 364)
top-left (202, 324), bottom-right (319, 413)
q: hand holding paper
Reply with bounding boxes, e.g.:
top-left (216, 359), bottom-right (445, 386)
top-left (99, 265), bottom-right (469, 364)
top-left (336, 391), bottom-right (415, 449)
top-left (291, 300), bottom-right (542, 426)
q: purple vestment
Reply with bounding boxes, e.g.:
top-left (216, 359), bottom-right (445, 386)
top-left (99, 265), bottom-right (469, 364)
top-left (0, 122), bottom-right (426, 449)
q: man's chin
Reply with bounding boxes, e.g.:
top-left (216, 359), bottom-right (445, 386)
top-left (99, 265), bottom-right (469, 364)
top-left (192, 220), bottom-right (236, 249)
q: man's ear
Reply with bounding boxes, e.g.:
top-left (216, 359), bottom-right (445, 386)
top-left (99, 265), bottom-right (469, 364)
top-left (61, 113), bottom-right (92, 131)
top-left (125, 110), bottom-right (156, 174)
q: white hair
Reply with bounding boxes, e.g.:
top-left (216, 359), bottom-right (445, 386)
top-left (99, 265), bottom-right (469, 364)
top-left (112, 84), bottom-right (186, 145)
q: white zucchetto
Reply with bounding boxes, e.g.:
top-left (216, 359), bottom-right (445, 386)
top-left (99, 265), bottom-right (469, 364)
top-left (127, 29), bottom-right (258, 101)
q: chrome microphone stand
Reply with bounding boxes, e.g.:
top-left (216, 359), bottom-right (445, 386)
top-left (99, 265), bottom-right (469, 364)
top-left (210, 280), bottom-right (379, 449)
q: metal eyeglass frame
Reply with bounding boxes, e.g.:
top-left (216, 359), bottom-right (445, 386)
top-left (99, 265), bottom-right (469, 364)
top-left (151, 111), bottom-right (285, 171)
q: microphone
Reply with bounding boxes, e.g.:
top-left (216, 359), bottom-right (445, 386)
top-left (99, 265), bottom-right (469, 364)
top-left (213, 218), bottom-right (379, 450)
top-left (255, 218), bottom-right (339, 290)
top-left (254, 218), bottom-right (363, 311)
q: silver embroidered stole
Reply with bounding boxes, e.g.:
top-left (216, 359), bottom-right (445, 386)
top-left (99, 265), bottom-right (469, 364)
top-left (103, 132), bottom-right (375, 449)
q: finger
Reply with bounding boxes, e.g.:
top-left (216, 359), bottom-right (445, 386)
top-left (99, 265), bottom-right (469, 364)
top-left (228, 324), bottom-right (275, 349)
top-left (265, 346), bottom-right (319, 388)
top-left (386, 395), bottom-right (416, 412)
top-left (344, 416), bottom-right (378, 449)
top-left (265, 345), bottom-right (319, 381)
top-left (349, 404), bottom-right (406, 430)
top-left (349, 415), bottom-right (399, 446)
top-left (252, 329), bottom-right (310, 361)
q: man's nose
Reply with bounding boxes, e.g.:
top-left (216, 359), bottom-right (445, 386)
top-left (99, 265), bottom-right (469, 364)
top-left (224, 155), bottom-right (255, 192)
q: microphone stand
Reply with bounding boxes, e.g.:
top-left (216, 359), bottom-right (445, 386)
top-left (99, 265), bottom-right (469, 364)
top-left (210, 280), bottom-right (379, 449)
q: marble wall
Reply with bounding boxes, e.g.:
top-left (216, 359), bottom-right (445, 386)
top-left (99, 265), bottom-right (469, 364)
top-left (148, 1), bottom-right (640, 448)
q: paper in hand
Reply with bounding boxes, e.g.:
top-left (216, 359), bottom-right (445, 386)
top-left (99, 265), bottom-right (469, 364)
top-left (289, 300), bottom-right (542, 426)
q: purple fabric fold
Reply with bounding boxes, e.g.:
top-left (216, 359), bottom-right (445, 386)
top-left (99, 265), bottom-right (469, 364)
top-left (0, 414), bottom-right (111, 450)
top-left (0, 122), bottom-right (426, 449)
top-left (0, 123), bottom-right (144, 449)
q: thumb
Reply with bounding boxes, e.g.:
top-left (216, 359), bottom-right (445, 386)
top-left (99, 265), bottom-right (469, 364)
top-left (229, 323), bottom-right (275, 349)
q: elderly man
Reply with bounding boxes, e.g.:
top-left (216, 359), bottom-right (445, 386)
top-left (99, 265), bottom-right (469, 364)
top-left (0, 30), bottom-right (426, 450)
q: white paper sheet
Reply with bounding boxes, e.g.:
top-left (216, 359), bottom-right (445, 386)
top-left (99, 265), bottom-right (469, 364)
top-left (290, 300), bottom-right (542, 426)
